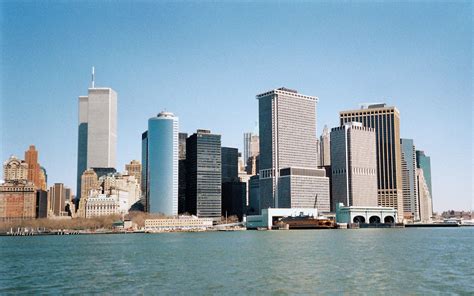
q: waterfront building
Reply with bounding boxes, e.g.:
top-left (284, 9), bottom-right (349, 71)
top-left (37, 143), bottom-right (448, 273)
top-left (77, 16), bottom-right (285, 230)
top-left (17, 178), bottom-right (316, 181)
top-left (186, 129), bottom-right (222, 219)
top-left (144, 216), bottom-right (214, 232)
top-left (0, 156), bottom-right (37, 221)
top-left (85, 194), bottom-right (119, 218)
top-left (24, 145), bottom-right (46, 190)
top-left (222, 181), bottom-right (246, 221)
top-left (416, 150), bottom-right (432, 199)
top-left (417, 168), bottom-right (433, 223)
top-left (248, 175), bottom-right (260, 215)
top-left (339, 104), bottom-right (404, 221)
top-left (330, 122), bottom-right (378, 211)
top-left (335, 203), bottom-right (397, 224)
top-left (48, 183), bottom-right (69, 217)
top-left (178, 133), bottom-right (187, 214)
top-left (401, 139), bottom-right (419, 221)
top-left (0, 182), bottom-right (36, 221)
top-left (243, 132), bottom-right (259, 167)
top-left (257, 87), bottom-right (328, 211)
top-left (145, 112), bottom-right (179, 216)
top-left (76, 69), bottom-right (117, 201)
top-left (3, 155), bottom-right (28, 182)
top-left (125, 160), bottom-right (141, 188)
top-left (141, 131), bottom-right (148, 210)
top-left (320, 125), bottom-right (331, 166)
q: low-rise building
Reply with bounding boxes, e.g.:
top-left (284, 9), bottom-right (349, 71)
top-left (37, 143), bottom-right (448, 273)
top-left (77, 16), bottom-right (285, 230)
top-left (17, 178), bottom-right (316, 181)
top-left (145, 216), bottom-right (214, 231)
top-left (85, 194), bottom-right (119, 218)
top-left (246, 208), bottom-right (319, 230)
top-left (335, 203), bottom-right (397, 224)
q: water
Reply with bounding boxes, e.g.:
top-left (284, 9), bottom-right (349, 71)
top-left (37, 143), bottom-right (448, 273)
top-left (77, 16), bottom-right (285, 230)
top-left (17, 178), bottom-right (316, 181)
top-left (1, 228), bottom-right (473, 295)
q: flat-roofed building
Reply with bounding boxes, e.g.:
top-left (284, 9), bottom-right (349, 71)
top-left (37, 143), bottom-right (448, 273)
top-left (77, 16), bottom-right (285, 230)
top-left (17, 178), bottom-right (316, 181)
top-left (145, 216), bottom-right (213, 231)
top-left (339, 104), bottom-right (404, 221)
top-left (330, 122), bottom-right (378, 211)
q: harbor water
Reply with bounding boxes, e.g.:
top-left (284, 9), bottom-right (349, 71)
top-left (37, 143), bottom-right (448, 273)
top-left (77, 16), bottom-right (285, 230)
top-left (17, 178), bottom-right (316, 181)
top-left (1, 228), bottom-right (473, 294)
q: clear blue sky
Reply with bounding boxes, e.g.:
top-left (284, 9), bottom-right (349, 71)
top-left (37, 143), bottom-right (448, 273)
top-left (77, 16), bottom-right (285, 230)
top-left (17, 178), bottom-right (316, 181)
top-left (1, 1), bottom-right (472, 212)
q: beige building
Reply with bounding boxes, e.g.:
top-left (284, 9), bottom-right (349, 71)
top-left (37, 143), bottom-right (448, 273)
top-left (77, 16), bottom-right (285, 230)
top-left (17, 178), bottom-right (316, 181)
top-left (3, 156), bottom-right (28, 182)
top-left (125, 160), bottom-right (141, 187)
top-left (417, 168), bottom-right (433, 223)
top-left (320, 125), bottom-right (331, 167)
top-left (330, 122), bottom-right (378, 211)
top-left (340, 104), bottom-right (404, 221)
top-left (1, 156), bottom-right (36, 220)
top-left (77, 169), bottom-right (99, 218)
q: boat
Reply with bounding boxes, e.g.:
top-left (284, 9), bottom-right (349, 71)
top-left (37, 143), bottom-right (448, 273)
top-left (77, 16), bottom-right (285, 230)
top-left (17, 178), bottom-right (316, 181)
top-left (279, 215), bottom-right (336, 229)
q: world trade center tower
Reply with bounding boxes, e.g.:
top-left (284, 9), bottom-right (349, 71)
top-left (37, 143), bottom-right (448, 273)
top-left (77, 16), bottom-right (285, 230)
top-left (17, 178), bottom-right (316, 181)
top-left (76, 68), bottom-right (117, 200)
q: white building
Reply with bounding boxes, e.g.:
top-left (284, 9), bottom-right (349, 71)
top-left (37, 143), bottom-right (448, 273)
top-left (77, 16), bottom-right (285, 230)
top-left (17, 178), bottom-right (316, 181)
top-left (246, 208), bottom-right (319, 230)
top-left (85, 194), bottom-right (119, 218)
top-left (417, 168), bottom-right (433, 223)
top-left (330, 122), bottom-right (378, 211)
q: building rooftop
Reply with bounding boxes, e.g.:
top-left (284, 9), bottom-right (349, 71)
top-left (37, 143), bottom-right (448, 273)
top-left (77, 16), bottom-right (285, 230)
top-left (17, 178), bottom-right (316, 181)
top-left (256, 87), bottom-right (318, 101)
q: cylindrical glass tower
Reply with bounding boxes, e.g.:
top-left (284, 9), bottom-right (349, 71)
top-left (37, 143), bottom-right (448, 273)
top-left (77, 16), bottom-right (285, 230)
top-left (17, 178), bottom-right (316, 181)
top-left (147, 112), bottom-right (178, 216)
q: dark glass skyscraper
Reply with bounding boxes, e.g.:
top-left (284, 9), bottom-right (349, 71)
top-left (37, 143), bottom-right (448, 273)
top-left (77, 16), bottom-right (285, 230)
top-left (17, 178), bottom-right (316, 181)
top-left (178, 133), bottom-right (187, 214)
top-left (141, 131), bottom-right (148, 211)
top-left (221, 147), bottom-right (238, 183)
top-left (186, 129), bottom-right (221, 219)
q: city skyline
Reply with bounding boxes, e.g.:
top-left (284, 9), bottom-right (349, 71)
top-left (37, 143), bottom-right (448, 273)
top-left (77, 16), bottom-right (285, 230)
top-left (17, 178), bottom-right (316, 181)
top-left (1, 2), bottom-right (472, 212)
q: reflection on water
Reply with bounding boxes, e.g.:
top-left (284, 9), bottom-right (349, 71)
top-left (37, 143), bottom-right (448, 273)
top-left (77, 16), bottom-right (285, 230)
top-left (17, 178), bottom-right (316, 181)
top-left (1, 228), bottom-right (473, 294)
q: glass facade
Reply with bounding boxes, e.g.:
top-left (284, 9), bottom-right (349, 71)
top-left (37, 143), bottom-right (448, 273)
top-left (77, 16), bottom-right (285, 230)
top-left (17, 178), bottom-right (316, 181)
top-left (147, 113), bottom-right (178, 216)
top-left (141, 131), bottom-right (148, 211)
top-left (416, 150), bottom-right (432, 198)
top-left (221, 147), bottom-right (238, 183)
top-left (76, 122), bottom-right (88, 200)
top-left (186, 130), bottom-right (221, 218)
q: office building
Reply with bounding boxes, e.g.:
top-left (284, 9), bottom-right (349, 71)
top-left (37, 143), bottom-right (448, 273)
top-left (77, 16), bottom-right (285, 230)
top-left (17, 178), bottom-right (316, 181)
top-left (248, 175), bottom-right (260, 215)
top-left (417, 168), bottom-right (433, 222)
top-left (416, 150), bottom-right (432, 198)
top-left (48, 183), bottom-right (69, 217)
top-left (77, 169), bottom-right (99, 218)
top-left (85, 194), bottom-right (119, 218)
top-left (222, 147), bottom-right (239, 183)
top-left (257, 87), bottom-right (329, 211)
top-left (36, 190), bottom-right (48, 218)
top-left (243, 132), bottom-right (259, 165)
top-left (401, 139), bottom-right (419, 221)
top-left (76, 69), bottom-right (117, 201)
top-left (222, 181), bottom-right (246, 221)
top-left (141, 131), bottom-right (148, 210)
top-left (340, 104), bottom-right (404, 221)
top-left (186, 129), bottom-right (222, 219)
top-left (178, 133), bottom-right (187, 214)
top-left (320, 125), bottom-right (331, 166)
top-left (330, 122), bottom-right (378, 210)
top-left (125, 160), bottom-right (141, 188)
top-left (145, 112), bottom-right (179, 216)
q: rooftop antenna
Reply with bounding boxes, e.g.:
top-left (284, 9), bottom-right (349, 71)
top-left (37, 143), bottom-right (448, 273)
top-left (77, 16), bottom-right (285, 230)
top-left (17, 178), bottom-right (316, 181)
top-left (91, 66), bottom-right (95, 88)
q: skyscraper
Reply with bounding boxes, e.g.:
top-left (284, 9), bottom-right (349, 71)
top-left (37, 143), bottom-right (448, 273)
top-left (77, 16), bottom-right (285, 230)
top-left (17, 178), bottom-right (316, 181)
top-left (146, 112), bottom-right (179, 216)
top-left (178, 133), bottom-right (187, 214)
top-left (141, 131), bottom-right (148, 211)
top-left (330, 122), bottom-right (378, 211)
top-left (320, 125), bottom-right (331, 166)
top-left (49, 183), bottom-right (68, 217)
top-left (76, 70), bottom-right (117, 201)
top-left (243, 132), bottom-right (259, 164)
top-left (186, 129), bottom-right (222, 219)
top-left (221, 147), bottom-right (239, 183)
top-left (257, 87), bottom-right (329, 211)
top-left (417, 168), bottom-right (432, 222)
top-left (401, 139), bottom-right (419, 221)
top-left (416, 150), bottom-right (432, 199)
top-left (340, 104), bottom-right (404, 221)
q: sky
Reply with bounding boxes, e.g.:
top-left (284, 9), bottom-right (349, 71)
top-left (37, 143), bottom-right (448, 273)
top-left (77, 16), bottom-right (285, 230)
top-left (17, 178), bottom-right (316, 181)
top-left (1, 1), bottom-right (472, 212)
